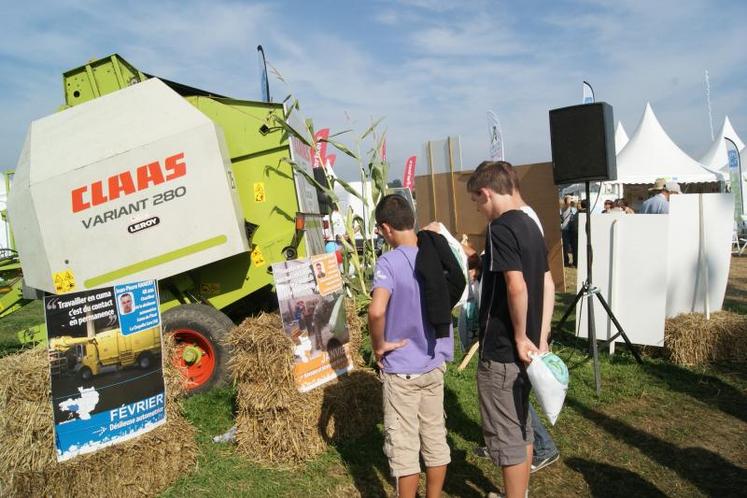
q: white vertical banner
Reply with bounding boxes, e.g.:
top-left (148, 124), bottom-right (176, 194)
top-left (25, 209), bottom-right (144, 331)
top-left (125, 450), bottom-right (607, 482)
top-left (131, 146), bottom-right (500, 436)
top-left (725, 138), bottom-right (745, 220)
top-left (582, 81), bottom-right (595, 104)
top-left (487, 111), bottom-right (504, 161)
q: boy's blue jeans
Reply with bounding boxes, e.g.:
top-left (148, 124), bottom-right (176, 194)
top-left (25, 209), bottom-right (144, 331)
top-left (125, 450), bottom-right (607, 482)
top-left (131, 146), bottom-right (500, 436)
top-left (530, 404), bottom-right (558, 459)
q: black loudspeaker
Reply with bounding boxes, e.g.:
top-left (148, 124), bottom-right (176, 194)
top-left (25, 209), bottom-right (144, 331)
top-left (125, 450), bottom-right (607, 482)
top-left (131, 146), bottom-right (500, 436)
top-left (549, 102), bottom-right (617, 184)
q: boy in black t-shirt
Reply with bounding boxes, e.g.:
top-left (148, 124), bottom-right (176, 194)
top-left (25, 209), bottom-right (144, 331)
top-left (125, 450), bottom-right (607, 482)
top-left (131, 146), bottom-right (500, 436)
top-left (467, 161), bottom-right (555, 498)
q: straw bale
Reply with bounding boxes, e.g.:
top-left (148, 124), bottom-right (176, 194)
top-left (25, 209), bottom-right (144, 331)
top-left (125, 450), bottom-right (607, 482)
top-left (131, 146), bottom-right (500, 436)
top-left (665, 311), bottom-right (747, 366)
top-left (226, 312), bottom-right (294, 384)
top-left (235, 369), bottom-right (382, 466)
top-left (229, 306), bottom-right (382, 466)
top-left (345, 299), bottom-right (366, 367)
top-left (235, 389), bottom-right (327, 465)
top-left (0, 347), bottom-right (198, 498)
top-left (162, 332), bottom-right (189, 401)
top-left (318, 369), bottom-right (383, 442)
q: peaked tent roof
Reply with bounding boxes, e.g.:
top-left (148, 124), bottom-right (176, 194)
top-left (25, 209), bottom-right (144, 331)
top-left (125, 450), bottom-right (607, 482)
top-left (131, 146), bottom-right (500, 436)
top-left (700, 116), bottom-right (745, 172)
top-left (613, 102), bottom-right (724, 184)
top-left (614, 121), bottom-right (629, 154)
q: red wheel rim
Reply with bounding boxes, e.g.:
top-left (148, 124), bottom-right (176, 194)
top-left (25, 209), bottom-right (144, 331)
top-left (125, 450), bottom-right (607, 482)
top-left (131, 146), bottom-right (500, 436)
top-left (172, 328), bottom-right (216, 390)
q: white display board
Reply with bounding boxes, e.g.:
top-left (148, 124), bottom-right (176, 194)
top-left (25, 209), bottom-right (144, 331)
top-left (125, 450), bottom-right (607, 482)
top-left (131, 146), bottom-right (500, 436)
top-left (576, 214), bottom-right (669, 347)
top-left (9, 79), bottom-right (249, 293)
top-left (666, 193), bottom-right (733, 317)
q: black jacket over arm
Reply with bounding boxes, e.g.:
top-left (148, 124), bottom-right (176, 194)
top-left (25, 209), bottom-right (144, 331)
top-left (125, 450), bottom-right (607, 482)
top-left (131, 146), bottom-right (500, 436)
top-left (415, 230), bottom-right (466, 338)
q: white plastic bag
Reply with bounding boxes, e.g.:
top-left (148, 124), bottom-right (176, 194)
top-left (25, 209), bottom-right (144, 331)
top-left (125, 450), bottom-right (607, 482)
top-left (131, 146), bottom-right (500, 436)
top-left (526, 352), bottom-right (569, 425)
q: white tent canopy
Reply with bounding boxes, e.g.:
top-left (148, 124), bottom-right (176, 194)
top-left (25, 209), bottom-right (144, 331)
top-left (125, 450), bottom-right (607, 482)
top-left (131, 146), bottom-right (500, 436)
top-left (700, 115), bottom-right (745, 172)
top-left (614, 121), bottom-right (629, 154)
top-left (613, 103), bottom-right (724, 184)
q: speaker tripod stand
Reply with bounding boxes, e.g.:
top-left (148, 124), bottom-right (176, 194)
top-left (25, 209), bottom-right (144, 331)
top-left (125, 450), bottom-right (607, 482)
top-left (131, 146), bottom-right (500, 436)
top-left (554, 181), bottom-right (642, 395)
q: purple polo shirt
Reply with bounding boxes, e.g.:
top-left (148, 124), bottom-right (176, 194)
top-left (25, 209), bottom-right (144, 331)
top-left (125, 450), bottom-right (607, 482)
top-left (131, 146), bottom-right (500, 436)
top-left (372, 245), bottom-right (453, 374)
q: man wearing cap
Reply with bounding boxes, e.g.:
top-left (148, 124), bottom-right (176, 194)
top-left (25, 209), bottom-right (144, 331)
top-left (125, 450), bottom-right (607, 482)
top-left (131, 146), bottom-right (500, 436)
top-left (641, 178), bottom-right (681, 214)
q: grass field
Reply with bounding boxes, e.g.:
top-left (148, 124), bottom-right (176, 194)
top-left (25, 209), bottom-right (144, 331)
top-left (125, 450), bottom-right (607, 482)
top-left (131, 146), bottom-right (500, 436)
top-left (2, 259), bottom-right (746, 496)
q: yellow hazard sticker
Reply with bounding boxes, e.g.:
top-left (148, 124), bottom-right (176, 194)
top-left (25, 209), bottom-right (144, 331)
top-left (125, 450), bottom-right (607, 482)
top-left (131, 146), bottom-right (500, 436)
top-left (251, 246), bottom-right (266, 267)
top-left (52, 269), bottom-right (76, 293)
top-left (254, 182), bottom-right (266, 203)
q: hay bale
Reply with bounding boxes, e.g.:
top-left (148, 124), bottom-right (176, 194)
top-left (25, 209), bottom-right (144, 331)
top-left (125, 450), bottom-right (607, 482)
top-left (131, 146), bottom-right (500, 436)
top-left (318, 370), bottom-right (383, 442)
top-left (0, 347), bottom-right (198, 498)
top-left (229, 306), bottom-right (381, 466)
top-left (162, 332), bottom-right (189, 401)
top-left (345, 299), bottom-right (367, 367)
top-left (665, 311), bottom-right (747, 366)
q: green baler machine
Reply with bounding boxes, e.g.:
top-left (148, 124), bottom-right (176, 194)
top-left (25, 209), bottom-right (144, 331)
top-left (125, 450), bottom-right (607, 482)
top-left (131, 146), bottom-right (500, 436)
top-left (6, 54), bottom-right (325, 392)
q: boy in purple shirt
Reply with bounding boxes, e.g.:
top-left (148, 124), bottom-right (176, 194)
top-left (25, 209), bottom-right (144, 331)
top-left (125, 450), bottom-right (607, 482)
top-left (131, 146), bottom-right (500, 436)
top-left (369, 194), bottom-right (452, 498)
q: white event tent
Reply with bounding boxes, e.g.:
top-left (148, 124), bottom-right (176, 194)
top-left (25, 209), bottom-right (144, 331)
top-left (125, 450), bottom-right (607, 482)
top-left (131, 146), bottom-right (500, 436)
top-left (700, 116), bottom-right (745, 171)
top-left (610, 103), bottom-right (724, 185)
top-left (614, 122), bottom-right (629, 154)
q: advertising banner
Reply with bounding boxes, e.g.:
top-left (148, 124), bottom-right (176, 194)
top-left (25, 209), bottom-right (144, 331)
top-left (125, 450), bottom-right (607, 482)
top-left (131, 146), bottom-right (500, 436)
top-left (272, 253), bottom-right (353, 392)
top-left (45, 279), bottom-right (166, 461)
top-left (582, 81), bottom-right (595, 104)
top-left (403, 156), bottom-right (417, 190)
top-left (727, 146), bottom-right (744, 219)
top-left (487, 111), bottom-right (504, 161)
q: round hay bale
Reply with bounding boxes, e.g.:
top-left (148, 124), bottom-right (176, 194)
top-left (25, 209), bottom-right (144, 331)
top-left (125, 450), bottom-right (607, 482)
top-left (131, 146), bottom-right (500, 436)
top-left (0, 347), bottom-right (198, 498)
top-left (664, 311), bottom-right (747, 366)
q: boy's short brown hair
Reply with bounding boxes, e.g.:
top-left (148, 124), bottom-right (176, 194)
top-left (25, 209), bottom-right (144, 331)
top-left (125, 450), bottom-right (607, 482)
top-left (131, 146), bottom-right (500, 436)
top-left (466, 161), bottom-right (519, 195)
top-left (375, 194), bottom-right (415, 230)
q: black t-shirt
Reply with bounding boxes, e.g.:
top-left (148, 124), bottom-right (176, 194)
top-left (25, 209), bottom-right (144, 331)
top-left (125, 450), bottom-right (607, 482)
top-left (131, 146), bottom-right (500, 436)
top-left (479, 210), bottom-right (549, 364)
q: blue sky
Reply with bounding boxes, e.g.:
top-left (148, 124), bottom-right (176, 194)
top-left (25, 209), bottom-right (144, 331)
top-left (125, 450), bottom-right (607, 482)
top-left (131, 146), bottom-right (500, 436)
top-left (1, 0), bottom-right (745, 181)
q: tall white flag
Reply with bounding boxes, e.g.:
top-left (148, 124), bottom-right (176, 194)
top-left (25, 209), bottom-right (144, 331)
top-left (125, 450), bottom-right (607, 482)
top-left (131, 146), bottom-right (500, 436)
top-left (582, 81), bottom-right (595, 104)
top-left (487, 110), bottom-right (504, 161)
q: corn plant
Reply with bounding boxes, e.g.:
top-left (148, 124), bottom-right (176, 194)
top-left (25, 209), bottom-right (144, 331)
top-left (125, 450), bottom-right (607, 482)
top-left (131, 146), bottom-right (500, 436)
top-left (269, 99), bottom-right (389, 306)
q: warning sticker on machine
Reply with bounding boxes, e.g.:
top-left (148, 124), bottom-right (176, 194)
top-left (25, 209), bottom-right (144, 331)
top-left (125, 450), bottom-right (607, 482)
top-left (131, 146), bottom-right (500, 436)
top-left (53, 269), bottom-right (77, 293)
top-left (254, 182), bottom-right (266, 203)
top-left (251, 246), bottom-right (266, 267)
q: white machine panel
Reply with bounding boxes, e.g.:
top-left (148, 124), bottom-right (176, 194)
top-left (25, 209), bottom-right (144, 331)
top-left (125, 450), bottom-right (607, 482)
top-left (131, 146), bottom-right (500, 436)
top-left (9, 78), bottom-right (248, 293)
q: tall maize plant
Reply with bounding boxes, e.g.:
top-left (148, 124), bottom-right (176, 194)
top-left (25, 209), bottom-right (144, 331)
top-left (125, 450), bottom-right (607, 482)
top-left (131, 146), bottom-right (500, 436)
top-left (271, 100), bottom-right (389, 308)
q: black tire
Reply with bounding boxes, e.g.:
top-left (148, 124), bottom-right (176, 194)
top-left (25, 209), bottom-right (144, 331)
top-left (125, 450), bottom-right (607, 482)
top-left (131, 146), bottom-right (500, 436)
top-left (137, 351), bottom-right (154, 369)
top-left (79, 366), bottom-right (93, 381)
top-left (161, 303), bottom-right (234, 395)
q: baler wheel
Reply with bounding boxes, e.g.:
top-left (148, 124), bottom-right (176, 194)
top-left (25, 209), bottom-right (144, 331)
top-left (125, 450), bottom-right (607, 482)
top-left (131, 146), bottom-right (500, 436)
top-left (162, 304), bottom-right (234, 394)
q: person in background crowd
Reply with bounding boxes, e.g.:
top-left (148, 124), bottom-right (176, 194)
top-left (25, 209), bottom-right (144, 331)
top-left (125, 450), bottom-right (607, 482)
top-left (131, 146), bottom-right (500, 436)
top-left (641, 178), bottom-right (681, 214)
top-left (569, 200), bottom-right (582, 267)
top-left (560, 196), bottom-right (577, 267)
top-left (601, 199), bottom-right (614, 213)
top-left (616, 198), bottom-right (635, 214)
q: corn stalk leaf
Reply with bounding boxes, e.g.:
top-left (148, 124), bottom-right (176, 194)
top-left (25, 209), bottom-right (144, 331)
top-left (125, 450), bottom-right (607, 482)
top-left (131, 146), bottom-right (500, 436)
top-left (333, 176), bottom-right (364, 202)
top-left (329, 129), bottom-right (353, 138)
top-left (360, 117), bottom-right (385, 141)
top-left (320, 138), bottom-right (359, 160)
top-left (273, 115), bottom-right (311, 147)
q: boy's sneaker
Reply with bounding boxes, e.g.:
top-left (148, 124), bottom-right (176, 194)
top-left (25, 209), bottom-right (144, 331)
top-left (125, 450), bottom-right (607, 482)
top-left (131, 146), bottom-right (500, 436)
top-left (531, 452), bottom-right (559, 473)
